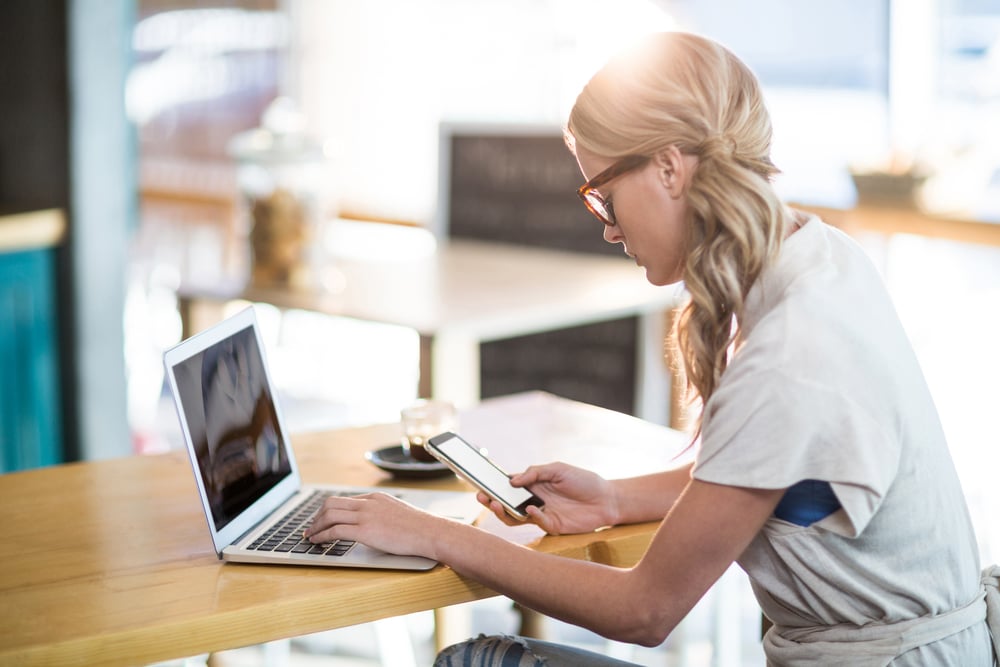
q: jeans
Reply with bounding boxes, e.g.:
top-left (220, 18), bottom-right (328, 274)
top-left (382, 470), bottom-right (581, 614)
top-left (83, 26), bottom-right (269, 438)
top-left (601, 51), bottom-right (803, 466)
top-left (433, 634), bottom-right (642, 667)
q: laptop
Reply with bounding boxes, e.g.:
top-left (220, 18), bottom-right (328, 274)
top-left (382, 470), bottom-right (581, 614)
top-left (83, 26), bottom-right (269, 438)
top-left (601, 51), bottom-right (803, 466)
top-left (163, 306), bottom-right (481, 570)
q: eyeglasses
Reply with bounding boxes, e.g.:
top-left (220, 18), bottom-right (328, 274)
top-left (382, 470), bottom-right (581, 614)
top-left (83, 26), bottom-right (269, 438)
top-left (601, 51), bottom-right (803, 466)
top-left (576, 154), bottom-right (649, 227)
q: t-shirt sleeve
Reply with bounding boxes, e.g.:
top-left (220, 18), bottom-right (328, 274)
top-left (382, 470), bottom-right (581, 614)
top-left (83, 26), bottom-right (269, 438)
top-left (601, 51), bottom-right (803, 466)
top-left (692, 364), bottom-right (901, 538)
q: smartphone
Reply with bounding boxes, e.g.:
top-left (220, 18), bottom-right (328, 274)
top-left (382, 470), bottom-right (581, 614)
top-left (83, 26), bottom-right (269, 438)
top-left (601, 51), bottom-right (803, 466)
top-left (426, 432), bottom-right (544, 520)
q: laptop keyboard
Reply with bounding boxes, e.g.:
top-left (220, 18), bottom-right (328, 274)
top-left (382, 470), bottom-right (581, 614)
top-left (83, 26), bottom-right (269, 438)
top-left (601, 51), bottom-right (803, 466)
top-left (247, 490), bottom-right (357, 557)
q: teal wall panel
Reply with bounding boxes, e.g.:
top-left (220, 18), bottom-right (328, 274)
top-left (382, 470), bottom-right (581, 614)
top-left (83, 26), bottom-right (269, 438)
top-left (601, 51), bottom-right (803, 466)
top-left (0, 248), bottom-right (62, 471)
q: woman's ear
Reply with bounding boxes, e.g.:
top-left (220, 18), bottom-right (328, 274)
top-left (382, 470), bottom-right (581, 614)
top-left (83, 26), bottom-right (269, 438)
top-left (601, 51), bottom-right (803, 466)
top-left (653, 145), bottom-right (690, 199)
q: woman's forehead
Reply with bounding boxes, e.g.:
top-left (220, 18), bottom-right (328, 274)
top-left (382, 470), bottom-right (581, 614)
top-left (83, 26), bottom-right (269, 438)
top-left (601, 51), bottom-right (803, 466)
top-left (574, 146), bottom-right (614, 181)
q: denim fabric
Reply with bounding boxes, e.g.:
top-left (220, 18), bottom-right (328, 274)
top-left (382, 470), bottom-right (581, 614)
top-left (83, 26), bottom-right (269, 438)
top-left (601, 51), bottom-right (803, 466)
top-left (434, 634), bottom-right (642, 667)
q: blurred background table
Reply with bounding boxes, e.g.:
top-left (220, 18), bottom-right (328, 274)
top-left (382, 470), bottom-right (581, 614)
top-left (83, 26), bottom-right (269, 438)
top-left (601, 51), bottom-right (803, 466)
top-left (795, 202), bottom-right (1000, 248)
top-left (179, 219), bottom-right (686, 425)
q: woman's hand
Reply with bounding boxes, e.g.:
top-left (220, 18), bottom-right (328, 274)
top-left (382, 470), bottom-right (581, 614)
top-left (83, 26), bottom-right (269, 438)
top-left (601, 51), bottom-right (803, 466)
top-left (482, 462), bottom-right (618, 535)
top-left (304, 492), bottom-right (445, 558)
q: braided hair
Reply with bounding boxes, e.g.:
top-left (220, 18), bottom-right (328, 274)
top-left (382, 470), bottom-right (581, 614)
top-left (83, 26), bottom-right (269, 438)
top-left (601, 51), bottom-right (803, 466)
top-left (567, 32), bottom-right (787, 435)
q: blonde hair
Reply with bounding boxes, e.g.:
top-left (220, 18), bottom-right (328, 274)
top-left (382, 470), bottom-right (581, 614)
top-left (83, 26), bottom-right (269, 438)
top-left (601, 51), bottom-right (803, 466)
top-left (566, 32), bottom-right (786, 435)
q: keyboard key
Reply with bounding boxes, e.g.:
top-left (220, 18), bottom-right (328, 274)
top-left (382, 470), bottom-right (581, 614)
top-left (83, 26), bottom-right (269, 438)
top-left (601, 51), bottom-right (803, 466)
top-left (245, 491), bottom-right (368, 556)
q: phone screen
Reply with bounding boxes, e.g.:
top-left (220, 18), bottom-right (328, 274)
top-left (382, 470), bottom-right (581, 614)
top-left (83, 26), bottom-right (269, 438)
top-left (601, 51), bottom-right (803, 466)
top-left (430, 434), bottom-right (535, 509)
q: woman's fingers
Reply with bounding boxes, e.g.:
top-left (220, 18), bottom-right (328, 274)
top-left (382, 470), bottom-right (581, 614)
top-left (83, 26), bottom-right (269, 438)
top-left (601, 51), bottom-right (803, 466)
top-left (476, 494), bottom-right (524, 526)
top-left (305, 496), bottom-right (365, 541)
top-left (509, 465), bottom-right (547, 487)
top-left (305, 522), bottom-right (359, 544)
top-left (524, 503), bottom-right (556, 533)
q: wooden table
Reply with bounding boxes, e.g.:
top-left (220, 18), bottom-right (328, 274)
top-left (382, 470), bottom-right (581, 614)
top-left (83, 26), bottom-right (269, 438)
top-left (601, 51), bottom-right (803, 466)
top-left (178, 219), bottom-right (683, 424)
top-left (0, 392), bottom-right (689, 667)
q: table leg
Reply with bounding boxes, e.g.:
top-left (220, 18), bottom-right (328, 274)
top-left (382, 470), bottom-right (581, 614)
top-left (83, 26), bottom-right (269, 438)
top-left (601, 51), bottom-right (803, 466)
top-left (421, 333), bottom-right (485, 650)
top-left (178, 294), bottom-right (195, 341)
top-left (434, 604), bottom-right (473, 653)
top-left (418, 334), bottom-right (433, 399)
top-left (419, 332), bottom-right (481, 407)
top-left (635, 310), bottom-right (673, 426)
top-left (514, 602), bottom-right (547, 638)
top-left (176, 296), bottom-right (228, 341)
top-left (634, 307), bottom-right (692, 430)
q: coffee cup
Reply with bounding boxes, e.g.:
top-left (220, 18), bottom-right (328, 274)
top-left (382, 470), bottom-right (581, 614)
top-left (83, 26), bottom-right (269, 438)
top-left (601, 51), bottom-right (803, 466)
top-left (400, 399), bottom-right (456, 462)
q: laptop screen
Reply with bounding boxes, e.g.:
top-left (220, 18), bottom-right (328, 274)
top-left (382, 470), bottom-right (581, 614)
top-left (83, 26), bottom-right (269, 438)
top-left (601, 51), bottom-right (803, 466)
top-left (169, 323), bottom-right (293, 531)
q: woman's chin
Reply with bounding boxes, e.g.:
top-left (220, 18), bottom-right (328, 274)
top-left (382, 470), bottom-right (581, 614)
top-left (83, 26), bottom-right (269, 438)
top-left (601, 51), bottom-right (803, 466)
top-left (643, 269), bottom-right (669, 286)
top-left (644, 267), bottom-right (682, 287)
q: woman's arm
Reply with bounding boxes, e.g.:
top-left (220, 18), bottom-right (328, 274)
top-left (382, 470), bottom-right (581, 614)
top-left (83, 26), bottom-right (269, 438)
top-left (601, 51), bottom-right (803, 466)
top-left (308, 476), bottom-right (782, 646)
top-left (608, 463), bottom-right (694, 524)
top-left (435, 478), bottom-right (782, 645)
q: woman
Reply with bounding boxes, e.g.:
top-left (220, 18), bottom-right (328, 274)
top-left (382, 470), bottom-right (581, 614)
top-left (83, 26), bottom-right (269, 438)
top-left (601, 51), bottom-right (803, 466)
top-left (307, 32), bottom-right (998, 665)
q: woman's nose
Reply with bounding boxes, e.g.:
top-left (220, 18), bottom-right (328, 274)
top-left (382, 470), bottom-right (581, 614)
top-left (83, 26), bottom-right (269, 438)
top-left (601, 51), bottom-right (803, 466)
top-left (603, 223), bottom-right (623, 245)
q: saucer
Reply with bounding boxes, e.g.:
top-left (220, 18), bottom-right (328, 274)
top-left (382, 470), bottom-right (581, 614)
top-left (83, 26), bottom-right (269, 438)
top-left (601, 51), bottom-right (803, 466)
top-left (365, 444), bottom-right (453, 479)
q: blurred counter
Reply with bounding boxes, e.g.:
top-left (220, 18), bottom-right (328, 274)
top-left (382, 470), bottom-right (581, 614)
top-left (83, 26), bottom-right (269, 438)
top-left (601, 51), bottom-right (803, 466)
top-left (792, 202), bottom-right (1000, 249)
top-left (0, 209), bottom-right (65, 252)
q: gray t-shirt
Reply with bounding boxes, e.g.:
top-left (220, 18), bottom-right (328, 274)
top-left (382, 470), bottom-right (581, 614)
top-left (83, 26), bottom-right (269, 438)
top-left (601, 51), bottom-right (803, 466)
top-left (692, 217), bottom-right (991, 665)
